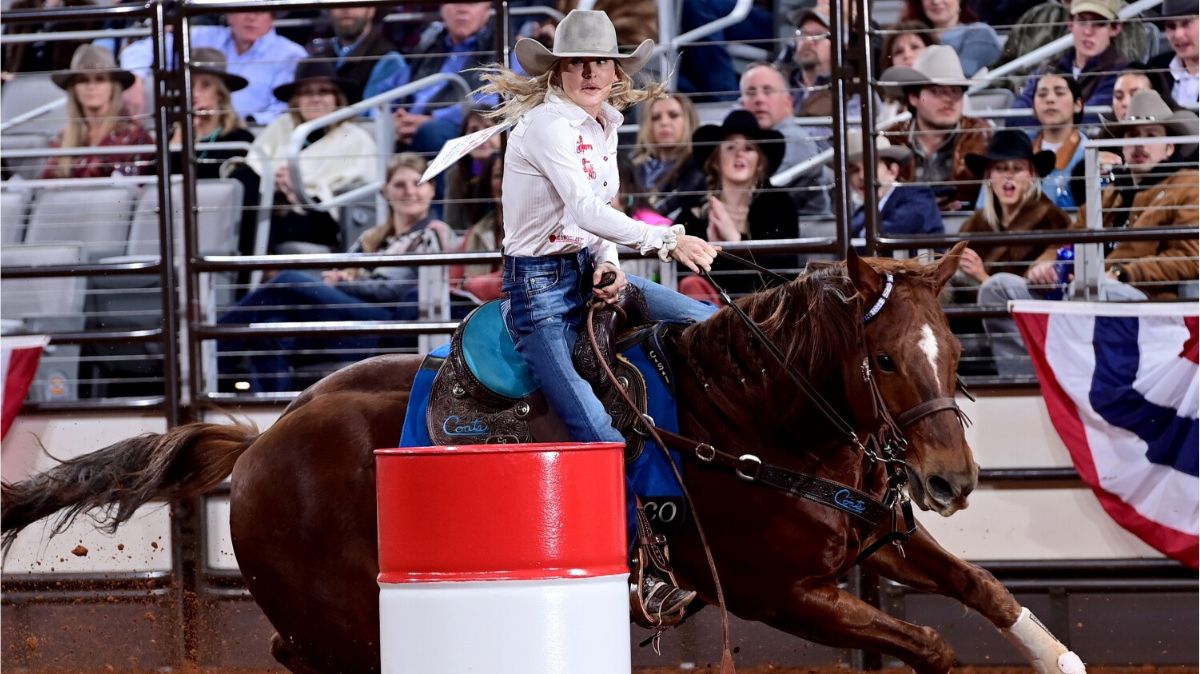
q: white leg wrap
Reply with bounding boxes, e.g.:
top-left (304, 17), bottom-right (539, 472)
top-left (1001, 607), bottom-right (1087, 674)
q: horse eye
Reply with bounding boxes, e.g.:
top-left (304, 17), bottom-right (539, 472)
top-left (876, 354), bottom-right (896, 372)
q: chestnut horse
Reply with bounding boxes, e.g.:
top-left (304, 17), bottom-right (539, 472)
top-left (2, 245), bottom-right (1084, 674)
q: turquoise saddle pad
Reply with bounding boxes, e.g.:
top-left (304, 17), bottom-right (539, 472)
top-left (461, 300), bottom-right (539, 400)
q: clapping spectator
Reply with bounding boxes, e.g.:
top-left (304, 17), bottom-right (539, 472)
top-left (903, 0), bottom-right (1001, 76)
top-left (246, 59), bottom-right (379, 253)
top-left (118, 12), bottom-right (307, 122)
top-left (631, 93), bottom-right (699, 197)
top-left (1147, 0), bottom-right (1199, 109)
top-left (308, 5), bottom-right (410, 103)
top-left (737, 63), bottom-right (833, 215)
top-left (219, 154), bottom-right (457, 392)
top-left (958, 130), bottom-right (1068, 294)
top-left (41, 45), bottom-right (153, 179)
top-left (879, 45), bottom-right (992, 210)
top-left (839, 130), bottom-right (943, 238)
top-left (677, 110), bottom-right (798, 301)
top-left (1011, 0), bottom-right (1131, 127)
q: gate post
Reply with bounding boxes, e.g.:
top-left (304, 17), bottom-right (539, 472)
top-left (375, 442), bottom-right (631, 674)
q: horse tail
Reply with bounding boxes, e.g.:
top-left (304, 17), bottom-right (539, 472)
top-left (1, 419), bottom-right (259, 553)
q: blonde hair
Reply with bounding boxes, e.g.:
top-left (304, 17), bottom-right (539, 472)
top-left (980, 162), bottom-right (1042, 229)
top-left (476, 60), bottom-right (664, 127)
top-left (206, 74), bottom-right (244, 133)
top-left (631, 93), bottom-right (698, 171)
top-left (51, 74), bottom-right (125, 178)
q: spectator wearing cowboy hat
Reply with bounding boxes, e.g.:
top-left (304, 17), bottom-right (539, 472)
top-left (879, 44), bottom-right (992, 211)
top-left (246, 58), bottom-right (380, 253)
top-left (1011, 0), bottom-right (1131, 127)
top-left (737, 63), bottom-right (834, 215)
top-left (41, 44), bottom-right (154, 179)
top-left (168, 48), bottom-right (254, 180)
top-left (679, 110), bottom-right (796, 243)
top-left (1147, 0), bottom-right (1199, 109)
top-left (972, 102), bottom-right (1196, 375)
top-left (836, 131), bottom-right (943, 239)
top-left (1084, 91), bottom-right (1199, 297)
top-left (959, 130), bottom-right (1069, 289)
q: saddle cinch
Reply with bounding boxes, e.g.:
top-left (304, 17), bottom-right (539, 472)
top-left (425, 290), bottom-right (656, 457)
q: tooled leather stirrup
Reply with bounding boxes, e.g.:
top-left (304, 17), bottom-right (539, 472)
top-left (630, 498), bottom-right (695, 628)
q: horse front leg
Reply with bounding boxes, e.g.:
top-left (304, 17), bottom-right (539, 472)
top-left (861, 522), bottom-right (1086, 674)
top-left (771, 579), bottom-right (955, 674)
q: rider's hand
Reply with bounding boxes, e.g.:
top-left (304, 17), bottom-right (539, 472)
top-left (671, 234), bottom-right (720, 273)
top-left (592, 262), bottom-right (627, 305)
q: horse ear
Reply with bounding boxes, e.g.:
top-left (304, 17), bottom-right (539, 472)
top-left (934, 241), bottom-right (969, 291)
top-left (845, 246), bottom-right (883, 299)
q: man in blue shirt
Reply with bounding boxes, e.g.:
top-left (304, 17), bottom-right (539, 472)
top-left (392, 2), bottom-right (498, 154)
top-left (118, 12), bottom-right (306, 124)
top-left (309, 6), bottom-right (409, 104)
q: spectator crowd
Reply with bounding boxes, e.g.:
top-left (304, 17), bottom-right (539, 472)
top-left (1, 0), bottom-right (1197, 389)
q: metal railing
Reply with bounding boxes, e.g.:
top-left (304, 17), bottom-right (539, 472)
top-left (285, 72), bottom-right (471, 215)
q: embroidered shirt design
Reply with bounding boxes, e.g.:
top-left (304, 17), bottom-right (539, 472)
top-left (581, 157), bottom-right (597, 180)
top-left (575, 134), bottom-right (593, 154)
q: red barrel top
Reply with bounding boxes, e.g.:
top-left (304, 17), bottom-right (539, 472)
top-left (375, 442), bottom-right (628, 583)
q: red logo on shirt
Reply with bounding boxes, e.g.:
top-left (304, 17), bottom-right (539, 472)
top-left (549, 232), bottom-right (584, 245)
top-left (581, 157), bottom-right (597, 180)
top-left (575, 134), bottom-right (593, 154)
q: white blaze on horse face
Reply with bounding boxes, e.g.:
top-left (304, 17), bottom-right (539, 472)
top-left (918, 324), bottom-right (942, 391)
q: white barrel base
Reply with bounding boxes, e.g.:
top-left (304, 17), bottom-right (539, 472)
top-left (379, 573), bottom-right (631, 674)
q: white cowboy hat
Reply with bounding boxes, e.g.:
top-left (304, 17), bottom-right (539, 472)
top-left (1104, 90), bottom-right (1200, 137)
top-left (514, 9), bottom-right (654, 77)
top-left (877, 44), bottom-right (972, 98)
top-left (830, 130), bottom-right (912, 166)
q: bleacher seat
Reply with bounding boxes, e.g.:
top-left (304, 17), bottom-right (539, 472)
top-left (24, 183), bottom-right (138, 261)
top-left (942, 213), bottom-right (969, 235)
top-left (126, 178), bottom-right (245, 258)
top-left (0, 243), bottom-right (87, 402)
top-left (0, 73), bottom-right (64, 138)
top-left (1, 188), bottom-right (33, 244)
top-left (967, 89), bottom-right (1015, 121)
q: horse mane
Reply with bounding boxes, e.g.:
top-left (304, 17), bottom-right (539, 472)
top-left (680, 255), bottom-right (942, 379)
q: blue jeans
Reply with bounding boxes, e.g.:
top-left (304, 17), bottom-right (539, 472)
top-left (217, 270), bottom-right (410, 392)
top-left (503, 252), bottom-right (718, 547)
top-left (503, 252), bottom-right (718, 442)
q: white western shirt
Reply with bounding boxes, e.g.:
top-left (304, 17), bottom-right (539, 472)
top-left (502, 92), bottom-right (673, 267)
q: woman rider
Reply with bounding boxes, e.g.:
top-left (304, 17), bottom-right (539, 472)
top-left (478, 9), bottom-right (720, 619)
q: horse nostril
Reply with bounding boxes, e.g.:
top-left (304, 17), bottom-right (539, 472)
top-left (927, 475), bottom-right (955, 504)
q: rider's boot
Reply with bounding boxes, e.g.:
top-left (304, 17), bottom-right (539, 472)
top-left (630, 503), bottom-right (695, 627)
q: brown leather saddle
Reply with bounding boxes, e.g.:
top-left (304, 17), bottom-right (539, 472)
top-left (425, 290), bottom-right (651, 460)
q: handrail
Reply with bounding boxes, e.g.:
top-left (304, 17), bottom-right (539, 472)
top-left (0, 99), bottom-right (66, 134)
top-left (769, 112), bottom-right (911, 187)
top-left (285, 72), bottom-right (471, 211)
top-left (0, 27), bottom-right (150, 45)
top-left (967, 0), bottom-right (1164, 93)
top-left (656, 0), bottom-right (752, 54)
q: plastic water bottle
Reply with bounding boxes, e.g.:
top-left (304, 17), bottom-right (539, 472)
top-left (1044, 245), bottom-right (1074, 300)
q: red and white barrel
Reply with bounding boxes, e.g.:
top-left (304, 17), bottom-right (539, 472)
top-left (375, 442), bottom-right (631, 674)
